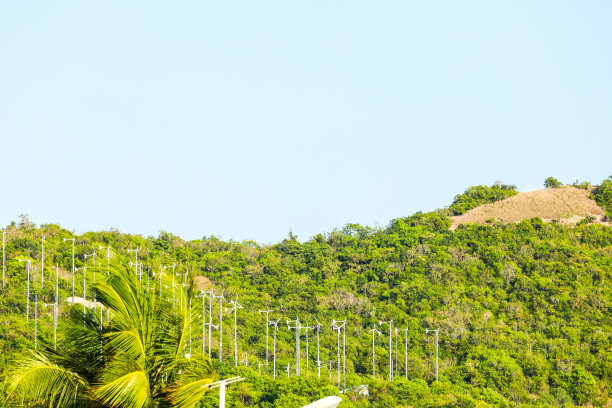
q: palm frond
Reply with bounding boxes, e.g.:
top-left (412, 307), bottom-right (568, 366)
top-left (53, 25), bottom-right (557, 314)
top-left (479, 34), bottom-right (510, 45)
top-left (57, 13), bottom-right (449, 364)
top-left (3, 351), bottom-right (88, 408)
top-left (93, 370), bottom-right (150, 408)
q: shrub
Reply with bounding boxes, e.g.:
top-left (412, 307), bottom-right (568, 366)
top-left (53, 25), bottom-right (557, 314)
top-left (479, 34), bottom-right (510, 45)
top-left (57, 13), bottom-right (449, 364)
top-left (449, 184), bottom-right (518, 215)
top-left (544, 177), bottom-right (563, 188)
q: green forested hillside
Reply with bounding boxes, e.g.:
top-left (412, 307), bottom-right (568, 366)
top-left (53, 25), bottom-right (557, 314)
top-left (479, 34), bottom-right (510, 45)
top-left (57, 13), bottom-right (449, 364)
top-left (1, 180), bottom-right (611, 407)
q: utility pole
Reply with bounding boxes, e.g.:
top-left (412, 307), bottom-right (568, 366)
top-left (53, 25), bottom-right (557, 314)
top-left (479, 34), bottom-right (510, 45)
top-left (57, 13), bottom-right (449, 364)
top-left (369, 325), bottom-right (381, 378)
top-left (287, 316), bottom-right (302, 376)
top-left (258, 307), bottom-right (273, 366)
top-left (379, 319), bottom-right (393, 381)
top-left (426, 328), bottom-right (439, 382)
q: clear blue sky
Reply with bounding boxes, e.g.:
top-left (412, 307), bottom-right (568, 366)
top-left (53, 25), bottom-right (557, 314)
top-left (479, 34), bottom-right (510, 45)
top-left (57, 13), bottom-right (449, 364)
top-left (1, 2), bottom-right (611, 243)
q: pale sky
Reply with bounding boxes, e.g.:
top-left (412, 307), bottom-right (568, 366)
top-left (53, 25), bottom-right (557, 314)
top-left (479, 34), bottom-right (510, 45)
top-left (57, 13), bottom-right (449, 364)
top-left (1, 1), bottom-right (611, 243)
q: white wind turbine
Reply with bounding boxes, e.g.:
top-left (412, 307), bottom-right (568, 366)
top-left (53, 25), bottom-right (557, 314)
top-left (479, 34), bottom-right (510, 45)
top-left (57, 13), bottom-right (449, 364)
top-left (225, 295), bottom-right (243, 366)
top-left (287, 316), bottom-right (302, 376)
top-left (268, 316), bottom-right (282, 379)
top-left (314, 317), bottom-right (323, 378)
top-left (258, 306), bottom-right (273, 366)
top-left (369, 325), bottom-right (382, 378)
top-left (379, 319), bottom-right (393, 381)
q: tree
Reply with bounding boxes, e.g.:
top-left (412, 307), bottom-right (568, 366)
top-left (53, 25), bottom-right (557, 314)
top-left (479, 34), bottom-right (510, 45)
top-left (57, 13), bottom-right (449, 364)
top-left (544, 177), bottom-right (563, 188)
top-left (2, 261), bottom-right (214, 408)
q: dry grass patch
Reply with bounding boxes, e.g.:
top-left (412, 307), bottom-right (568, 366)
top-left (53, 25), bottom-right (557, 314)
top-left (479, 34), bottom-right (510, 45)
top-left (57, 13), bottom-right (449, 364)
top-left (451, 186), bottom-right (605, 229)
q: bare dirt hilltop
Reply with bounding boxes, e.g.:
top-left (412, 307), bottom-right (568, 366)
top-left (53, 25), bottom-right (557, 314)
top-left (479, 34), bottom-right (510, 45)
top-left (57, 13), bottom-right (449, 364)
top-left (451, 186), bottom-right (606, 229)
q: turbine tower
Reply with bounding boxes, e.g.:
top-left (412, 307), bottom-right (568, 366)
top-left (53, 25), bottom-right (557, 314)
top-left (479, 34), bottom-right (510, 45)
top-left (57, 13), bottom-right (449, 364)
top-left (397, 325), bottom-right (409, 379)
top-left (369, 325), bottom-right (381, 378)
top-left (379, 319), bottom-right (393, 381)
top-left (225, 295), bottom-right (243, 366)
top-left (332, 319), bottom-right (346, 389)
top-left (269, 316), bottom-right (282, 379)
top-left (304, 320), bottom-right (314, 375)
top-left (426, 328), bottom-right (439, 382)
top-left (18, 258), bottom-right (31, 320)
top-left (63, 238), bottom-right (75, 299)
top-left (212, 291), bottom-right (226, 361)
top-left (258, 306), bottom-right (273, 366)
top-left (287, 316), bottom-right (302, 376)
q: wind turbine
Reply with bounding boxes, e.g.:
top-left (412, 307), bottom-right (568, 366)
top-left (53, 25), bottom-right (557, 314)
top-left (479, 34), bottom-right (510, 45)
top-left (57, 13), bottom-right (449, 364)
top-left (98, 245), bottom-right (111, 276)
top-left (1, 229), bottom-right (6, 288)
top-left (40, 236), bottom-right (45, 289)
top-left (225, 295), bottom-right (244, 367)
top-left (196, 290), bottom-right (207, 355)
top-left (18, 258), bottom-right (31, 320)
top-left (258, 306), bottom-right (273, 366)
top-left (304, 320), bottom-right (314, 375)
top-left (153, 266), bottom-right (165, 297)
top-left (379, 319), bottom-right (393, 381)
top-left (127, 247), bottom-right (139, 281)
top-left (396, 326), bottom-right (409, 379)
top-left (269, 316), bottom-right (282, 379)
top-left (426, 328), bottom-right (439, 382)
top-left (34, 294), bottom-right (38, 349)
top-left (332, 319), bottom-right (346, 389)
top-left (75, 266), bottom-right (88, 315)
top-left (85, 251), bottom-right (97, 318)
top-left (43, 263), bottom-right (60, 349)
top-left (287, 316), bottom-right (302, 376)
top-left (212, 291), bottom-right (226, 361)
top-left (314, 317), bottom-right (323, 378)
top-left (369, 325), bottom-right (382, 378)
top-left (204, 320), bottom-right (218, 359)
top-left (63, 237), bottom-right (75, 299)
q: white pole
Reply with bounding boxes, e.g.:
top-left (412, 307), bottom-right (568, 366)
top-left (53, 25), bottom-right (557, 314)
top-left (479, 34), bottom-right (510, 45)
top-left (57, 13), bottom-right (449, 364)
top-left (27, 260), bottom-right (30, 321)
top-left (55, 263), bottom-right (58, 349)
top-left (34, 294), bottom-right (37, 350)
top-left (41, 237), bottom-right (45, 289)
top-left (432, 329), bottom-right (438, 382)
top-left (219, 381), bottom-right (226, 408)
top-left (2, 230), bottom-right (6, 288)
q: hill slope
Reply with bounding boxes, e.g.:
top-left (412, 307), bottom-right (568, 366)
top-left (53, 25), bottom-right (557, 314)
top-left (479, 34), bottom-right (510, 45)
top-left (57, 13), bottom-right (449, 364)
top-left (451, 186), bottom-right (605, 228)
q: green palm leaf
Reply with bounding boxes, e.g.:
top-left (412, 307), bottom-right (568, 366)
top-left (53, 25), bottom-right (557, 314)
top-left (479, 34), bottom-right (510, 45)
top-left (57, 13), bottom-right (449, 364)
top-left (3, 351), bottom-right (88, 408)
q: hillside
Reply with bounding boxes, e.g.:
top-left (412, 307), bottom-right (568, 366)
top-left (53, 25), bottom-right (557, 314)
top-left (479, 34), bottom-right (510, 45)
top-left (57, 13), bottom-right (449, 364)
top-left (1, 180), bottom-right (612, 407)
top-left (451, 186), bottom-right (606, 229)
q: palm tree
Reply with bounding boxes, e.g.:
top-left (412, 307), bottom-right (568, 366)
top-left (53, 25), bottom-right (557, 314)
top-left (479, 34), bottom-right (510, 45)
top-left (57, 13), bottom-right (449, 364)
top-left (2, 261), bottom-right (214, 408)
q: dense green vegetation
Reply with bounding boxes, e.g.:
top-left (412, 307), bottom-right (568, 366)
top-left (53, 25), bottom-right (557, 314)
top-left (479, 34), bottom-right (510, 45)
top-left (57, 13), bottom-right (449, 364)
top-left (544, 177), bottom-right (563, 189)
top-left (1, 178), bottom-right (611, 407)
top-left (592, 176), bottom-right (612, 220)
top-left (448, 183), bottom-right (518, 215)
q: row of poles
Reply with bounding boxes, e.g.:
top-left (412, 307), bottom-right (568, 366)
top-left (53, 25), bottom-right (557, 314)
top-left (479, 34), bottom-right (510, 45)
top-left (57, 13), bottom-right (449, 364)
top-left (1, 234), bottom-right (441, 386)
